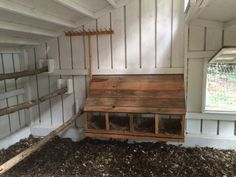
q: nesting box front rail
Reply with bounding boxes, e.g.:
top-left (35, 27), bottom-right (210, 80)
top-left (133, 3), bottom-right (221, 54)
top-left (83, 75), bottom-right (186, 142)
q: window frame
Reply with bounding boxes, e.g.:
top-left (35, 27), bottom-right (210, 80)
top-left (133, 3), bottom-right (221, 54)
top-left (202, 59), bottom-right (236, 114)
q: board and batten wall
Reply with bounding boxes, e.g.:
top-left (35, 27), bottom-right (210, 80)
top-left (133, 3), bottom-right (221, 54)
top-left (27, 0), bottom-right (185, 138)
top-left (0, 51), bottom-right (29, 139)
top-left (185, 19), bottom-right (236, 148)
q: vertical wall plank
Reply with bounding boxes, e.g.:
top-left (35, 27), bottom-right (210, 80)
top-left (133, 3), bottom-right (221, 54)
top-left (219, 121), bottom-right (235, 137)
top-left (141, 0), bottom-right (155, 68)
top-left (97, 14), bottom-right (112, 70)
top-left (156, 0), bottom-right (172, 67)
top-left (59, 35), bottom-right (74, 121)
top-left (126, 0), bottom-right (140, 69)
top-left (112, 7), bottom-right (125, 69)
top-left (47, 38), bottom-right (63, 126)
top-left (172, 0), bottom-right (184, 68)
top-left (35, 44), bottom-right (51, 125)
top-left (202, 120), bottom-right (217, 135)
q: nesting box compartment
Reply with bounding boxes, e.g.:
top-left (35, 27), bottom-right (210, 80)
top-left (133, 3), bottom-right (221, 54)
top-left (83, 75), bottom-right (186, 142)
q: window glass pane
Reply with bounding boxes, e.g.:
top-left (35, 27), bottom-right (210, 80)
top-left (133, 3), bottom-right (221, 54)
top-left (205, 63), bottom-right (236, 112)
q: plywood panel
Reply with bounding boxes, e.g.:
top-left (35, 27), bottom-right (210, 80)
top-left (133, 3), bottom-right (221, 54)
top-left (186, 119), bottom-right (201, 134)
top-left (206, 28), bottom-right (222, 51)
top-left (189, 26), bottom-right (205, 51)
top-left (202, 120), bottom-right (217, 135)
top-left (224, 31), bottom-right (236, 46)
top-left (141, 0), bottom-right (155, 68)
top-left (219, 121), bottom-right (235, 137)
top-left (156, 0), bottom-right (172, 67)
top-left (187, 59), bottom-right (204, 112)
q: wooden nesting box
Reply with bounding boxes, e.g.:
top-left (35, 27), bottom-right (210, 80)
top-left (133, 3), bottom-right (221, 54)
top-left (83, 74), bottom-right (186, 142)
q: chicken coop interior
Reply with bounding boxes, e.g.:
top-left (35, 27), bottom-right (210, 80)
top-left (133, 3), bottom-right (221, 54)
top-left (0, 0), bottom-right (236, 176)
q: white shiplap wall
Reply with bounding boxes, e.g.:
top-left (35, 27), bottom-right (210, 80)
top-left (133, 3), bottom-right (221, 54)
top-left (28, 0), bottom-right (185, 132)
top-left (186, 19), bottom-right (236, 144)
top-left (0, 51), bottom-right (29, 139)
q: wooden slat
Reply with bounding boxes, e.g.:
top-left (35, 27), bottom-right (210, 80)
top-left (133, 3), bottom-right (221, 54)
top-left (129, 114), bottom-right (134, 132)
top-left (85, 98), bottom-right (185, 108)
top-left (0, 66), bottom-right (48, 81)
top-left (84, 131), bottom-right (184, 142)
top-left (84, 106), bottom-right (185, 114)
top-left (90, 81), bottom-right (184, 91)
top-left (89, 90), bottom-right (185, 99)
top-left (181, 114), bottom-right (185, 136)
top-left (0, 87), bottom-right (67, 116)
top-left (155, 114), bottom-right (159, 134)
top-left (0, 112), bottom-right (82, 175)
top-left (105, 113), bottom-right (109, 130)
top-left (83, 113), bottom-right (88, 130)
top-left (92, 74), bottom-right (184, 82)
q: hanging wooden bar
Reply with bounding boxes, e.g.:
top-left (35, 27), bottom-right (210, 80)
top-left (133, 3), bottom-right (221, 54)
top-left (65, 30), bottom-right (114, 36)
top-left (0, 66), bottom-right (48, 81)
top-left (0, 87), bottom-right (67, 116)
top-left (65, 29), bottom-right (114, 81)
top-left (0, 112), bottom-right (82, 175)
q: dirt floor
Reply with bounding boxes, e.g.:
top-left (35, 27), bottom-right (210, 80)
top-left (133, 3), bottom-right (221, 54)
top-left (0, 136), bottom-right (236, 177)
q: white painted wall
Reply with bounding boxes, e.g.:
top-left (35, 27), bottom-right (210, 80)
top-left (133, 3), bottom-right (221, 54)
top-left (0, 51), bottom-right (30, 139)
top-left (27, 0), bottom-right (185, 132)
top-left (185, 19), bottom-right (236, 144)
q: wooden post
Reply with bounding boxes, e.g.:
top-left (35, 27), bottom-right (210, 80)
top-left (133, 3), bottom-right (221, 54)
top-left (84, 112), bottom-right (88, 130)
top-left (88, 35), bottom-right (92, 80)
top-left (105, 113), bottom-right (110, 130)
top-left (181, 114), bottom-right (185, 136)
top-left (0, 66), bottom-right (48, 81)
top-left (155, 114), bottom-right (159, 134)
top-left (0, 112), bottom-right (82, 175)
top-left (129, 114), bottom-right (134, 132)
top-left (0, 87), bottom-right (67, 116)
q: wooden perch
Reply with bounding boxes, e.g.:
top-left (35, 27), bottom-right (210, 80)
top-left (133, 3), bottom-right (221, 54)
top-left (65, 29), bottom-right (114, 36)
top-left (0, 66), bottom-right (48, 81)
top-left (0, 87), bottom-right (67, 116)
top-left (0, 112), bottom-right (82, 175)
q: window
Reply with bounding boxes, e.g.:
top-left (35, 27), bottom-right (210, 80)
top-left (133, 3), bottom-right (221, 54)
top-left (204, 63), bottom-right (236, 113)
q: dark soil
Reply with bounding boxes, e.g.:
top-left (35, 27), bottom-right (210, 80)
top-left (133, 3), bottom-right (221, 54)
top-left (1, 136), bottom-right (236, 177)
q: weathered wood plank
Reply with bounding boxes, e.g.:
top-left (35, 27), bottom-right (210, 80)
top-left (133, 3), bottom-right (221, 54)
top-left (0, 87), bottom-right (67, 116)
top-left (85, 98), bottom-right (185, 108)
top-left (0, 66), bottom-right (48, 81)
top-left (0, 112), bottom-right (82, 175)
top-left (84, 106), bottom-right (185, 114)
top-left (89, 90), bottom-right (185, 99)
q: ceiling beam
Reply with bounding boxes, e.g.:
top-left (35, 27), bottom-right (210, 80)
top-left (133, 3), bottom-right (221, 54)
top-left (0, 0), bottom-right (76, 28)
top-left (54, 0), bottom-right (97, 19)
top-left (185, 0), bottom-right (212, 23)
top-left (106, 0), bottom-right (120, 8)
top-left (0, 36), bottom-right (40, 46)
top-left (224, 18), bottom-right (236, 30)
top-left (0, 21), bottom-right (58, 37)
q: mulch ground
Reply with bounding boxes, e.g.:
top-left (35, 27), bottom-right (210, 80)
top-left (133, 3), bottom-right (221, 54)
top-left (0, 136), bottom-right (236, 177)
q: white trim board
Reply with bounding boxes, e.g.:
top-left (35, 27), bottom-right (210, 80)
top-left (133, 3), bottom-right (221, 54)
top-left (0, 88), bottom-right (25, 100)
top-left (183, 134), bottom-right (236, 149)
top-left (186, 112), bottom-right (236, 121)
top-left (187, 51), bottom-right (216, 59)
top-left (30, 125), bottom-right (84, 142)
top-left (0, 127), bottom-right (30, 150)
